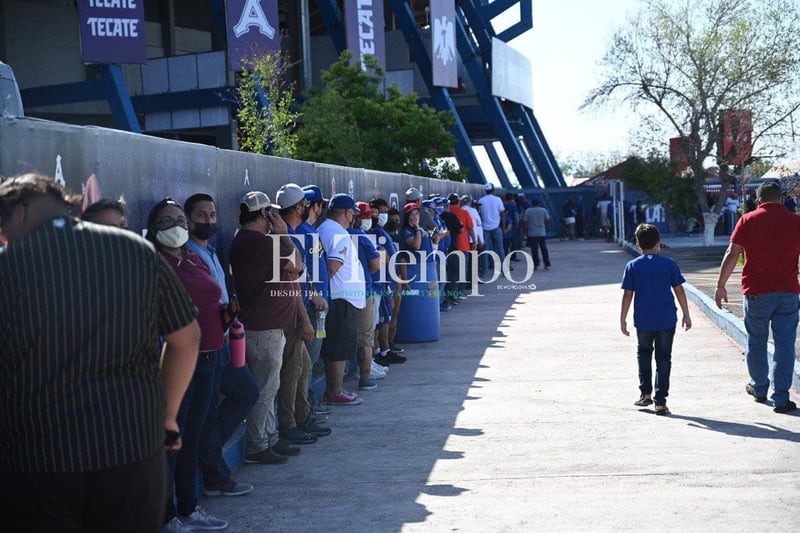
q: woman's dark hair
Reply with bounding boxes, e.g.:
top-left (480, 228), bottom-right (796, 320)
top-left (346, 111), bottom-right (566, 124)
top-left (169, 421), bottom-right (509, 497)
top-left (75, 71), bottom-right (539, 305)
top-left (81, 198), bottom-right (126, 222)
top-left (145, 197), bottom-right (183, 250)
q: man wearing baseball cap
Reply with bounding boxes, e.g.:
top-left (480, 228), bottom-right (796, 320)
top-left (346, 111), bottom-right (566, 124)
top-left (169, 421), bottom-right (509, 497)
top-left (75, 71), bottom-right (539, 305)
top-left (317, 193), bottom-right (366, 405)
top-left (275, 184), bottom-right (331, 444)
top-left (229, 191), bottom-right (305, 463)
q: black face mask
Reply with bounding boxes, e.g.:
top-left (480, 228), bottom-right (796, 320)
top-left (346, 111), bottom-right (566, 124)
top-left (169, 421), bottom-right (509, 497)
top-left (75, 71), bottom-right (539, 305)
top-left (383, 220), bottom-right (398, 233)
top-left (190, 222), bottom-right (218, 240)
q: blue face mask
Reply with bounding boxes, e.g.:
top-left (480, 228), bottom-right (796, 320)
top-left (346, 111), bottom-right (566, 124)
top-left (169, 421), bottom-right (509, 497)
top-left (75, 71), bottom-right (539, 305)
top-left (434, 207), bottom-right (444, 215)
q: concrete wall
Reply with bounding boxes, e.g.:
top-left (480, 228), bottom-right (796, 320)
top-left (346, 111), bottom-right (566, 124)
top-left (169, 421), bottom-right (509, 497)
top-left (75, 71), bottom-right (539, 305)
top-left (0, 116), bottom-right (483, 256)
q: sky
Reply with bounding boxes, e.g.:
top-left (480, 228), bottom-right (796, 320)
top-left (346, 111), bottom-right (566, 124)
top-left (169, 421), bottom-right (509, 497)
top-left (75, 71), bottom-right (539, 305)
top-left (502, 0), bottom-right (644, 162)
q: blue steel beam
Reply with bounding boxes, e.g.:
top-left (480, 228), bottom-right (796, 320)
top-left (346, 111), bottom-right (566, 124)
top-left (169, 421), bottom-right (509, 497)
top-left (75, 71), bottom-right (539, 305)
top-left (314, 0), bottom-right (347, 54)
top-left (453, 7), bottom-right (537, 189)
top-left (478, 0), bottom-right (532, 42)
top-left (386, 0), bottom-right (486, 184)
top-left (483, 142), bottom-right (513, 189)
top-left (97, 65), bottom-right (142, 133)
top-left (510, 104), bottom-right (567, 188)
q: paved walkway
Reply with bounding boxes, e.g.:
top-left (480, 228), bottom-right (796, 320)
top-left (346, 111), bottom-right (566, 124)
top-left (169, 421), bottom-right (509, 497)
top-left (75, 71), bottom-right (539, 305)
top-left (202, 239), bottom-right (800, 532)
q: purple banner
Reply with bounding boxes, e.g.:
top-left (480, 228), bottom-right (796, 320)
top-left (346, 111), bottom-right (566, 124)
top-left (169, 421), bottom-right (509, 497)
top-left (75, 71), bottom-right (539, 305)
top-left (225, 0), bottom-right (280, 71)
top-left (77, 0), bottom-right (146, 64)
top-left (431, 1), bottom-right (458, 87)
top-left (345, 0), bottom-right (385, 70)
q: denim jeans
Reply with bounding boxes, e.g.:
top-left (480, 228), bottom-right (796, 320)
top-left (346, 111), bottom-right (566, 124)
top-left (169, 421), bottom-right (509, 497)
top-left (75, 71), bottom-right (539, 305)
top-left (636, 328), bottom-right (675, 407)
top-left (198, 343), bottom-right (259, 488)
top-left (168, 349), bottom-right (218, 518)
top-left (743, 292), bottom-right (799, 407)
top-left (483, 226), bottom-right (506, 272)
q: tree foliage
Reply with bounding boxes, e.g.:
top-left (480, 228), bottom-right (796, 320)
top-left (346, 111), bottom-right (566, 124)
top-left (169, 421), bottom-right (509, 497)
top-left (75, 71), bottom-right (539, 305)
top-left (620, 153), bottom-right (699, 232)
top-left (584, 0), bottom-right (800, 217)
top-left (295, 51), bottom-right (462, 180)
top-left (236, 51), bottom-right (299, 158)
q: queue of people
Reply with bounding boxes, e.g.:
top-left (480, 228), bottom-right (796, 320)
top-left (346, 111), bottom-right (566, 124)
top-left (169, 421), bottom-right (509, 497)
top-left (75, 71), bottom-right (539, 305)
top-left (0, 174), bottom-right (505, 532)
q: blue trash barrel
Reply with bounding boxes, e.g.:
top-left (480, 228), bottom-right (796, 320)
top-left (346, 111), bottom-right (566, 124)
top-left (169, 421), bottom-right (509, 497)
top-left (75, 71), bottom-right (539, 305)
top-left (396, 260), bottom-right (440, 342)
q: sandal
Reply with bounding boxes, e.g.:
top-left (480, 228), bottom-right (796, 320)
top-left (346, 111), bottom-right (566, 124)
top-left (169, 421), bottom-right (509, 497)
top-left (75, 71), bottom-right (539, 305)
top-left (633, 396), bottom-right (653, 406)
top-left (655, 406), bottom-right (670, 416)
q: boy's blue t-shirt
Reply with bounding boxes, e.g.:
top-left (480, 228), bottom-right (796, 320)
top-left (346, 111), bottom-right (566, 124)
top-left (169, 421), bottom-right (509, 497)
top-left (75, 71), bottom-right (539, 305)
top-left (621, 253), bottom-right (686, 331)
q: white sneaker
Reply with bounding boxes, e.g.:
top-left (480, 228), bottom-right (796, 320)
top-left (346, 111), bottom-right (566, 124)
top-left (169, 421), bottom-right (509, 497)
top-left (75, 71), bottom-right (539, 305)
top-left (372, 360), bottom-right (389, 373)
top-left (370, 361), bottom-right (388, 379)
top-left (180, 506), bottom-right (228, 531)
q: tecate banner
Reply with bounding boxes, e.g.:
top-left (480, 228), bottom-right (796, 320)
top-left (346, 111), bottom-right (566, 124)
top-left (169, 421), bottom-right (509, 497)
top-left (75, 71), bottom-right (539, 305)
top-left (226, 0), bottom-right (281, 71)
top-left (345, 0), bottom-right (385, 70)
top-left (77, 0), bottom-right (146, 64)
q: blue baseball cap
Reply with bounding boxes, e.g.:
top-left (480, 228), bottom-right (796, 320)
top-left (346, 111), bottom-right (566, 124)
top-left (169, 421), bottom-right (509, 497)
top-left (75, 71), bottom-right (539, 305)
top-left (302, 185), bottom-right (326, 203)
top-left (328, 193), bottom-right (357, 211)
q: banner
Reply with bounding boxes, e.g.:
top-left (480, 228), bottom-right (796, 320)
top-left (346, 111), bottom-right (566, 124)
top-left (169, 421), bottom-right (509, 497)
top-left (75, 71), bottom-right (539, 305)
top-left (345, 0), bottom-right (386, 70)
top-left (431, 1), bottom-right (458, 88)
top-left (226, 0), bottom-right (280, 71)
top-left (491, 38), bottom-right (533, 109)
top-left (720, 109), bottom-right (753, 166)
top-left (669, 137), bottom-right (692, 173)
top-left (77, 0), bottom-right (146, 64)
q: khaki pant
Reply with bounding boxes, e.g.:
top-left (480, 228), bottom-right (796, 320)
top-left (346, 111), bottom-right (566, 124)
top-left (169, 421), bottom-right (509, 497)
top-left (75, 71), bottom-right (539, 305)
top-left (277, 324), bottom-right (312, 430)
top-left (244, 329), bottom-right (285, 453)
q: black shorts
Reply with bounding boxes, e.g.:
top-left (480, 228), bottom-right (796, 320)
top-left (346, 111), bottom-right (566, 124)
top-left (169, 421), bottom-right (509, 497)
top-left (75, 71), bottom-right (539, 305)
top-left (320, 299), bottom-right (359, 362)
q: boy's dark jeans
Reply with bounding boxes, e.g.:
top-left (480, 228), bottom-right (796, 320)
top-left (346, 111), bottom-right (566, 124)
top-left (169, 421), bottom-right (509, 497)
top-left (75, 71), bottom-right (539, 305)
top-left (636, 328), bottom-right (675, 406)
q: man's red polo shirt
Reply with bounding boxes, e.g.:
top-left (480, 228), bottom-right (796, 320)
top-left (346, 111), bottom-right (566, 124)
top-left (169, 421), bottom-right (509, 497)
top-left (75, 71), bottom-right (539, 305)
top-left (731, 202), bottom-right (800, 295)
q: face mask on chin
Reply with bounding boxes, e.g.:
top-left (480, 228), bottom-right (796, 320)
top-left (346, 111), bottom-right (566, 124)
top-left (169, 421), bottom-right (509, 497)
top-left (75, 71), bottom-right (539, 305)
top-left (156, 225), bottom-right (189, 248)
top-left (360, 219), bottom-right (373, 231)
top-left (377, 213), bottom-right (389, 227)
top-left (190, 222), bottom-right (217, 240)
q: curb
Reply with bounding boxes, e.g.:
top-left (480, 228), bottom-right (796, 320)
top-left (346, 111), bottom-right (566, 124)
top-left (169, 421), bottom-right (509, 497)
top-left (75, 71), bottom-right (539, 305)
top-left (623, 242), bottom-right (800, 393)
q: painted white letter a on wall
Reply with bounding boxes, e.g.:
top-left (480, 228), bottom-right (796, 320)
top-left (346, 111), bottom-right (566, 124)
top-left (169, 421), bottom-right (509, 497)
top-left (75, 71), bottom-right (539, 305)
top-left (233, 0), bottom-right (276, 38)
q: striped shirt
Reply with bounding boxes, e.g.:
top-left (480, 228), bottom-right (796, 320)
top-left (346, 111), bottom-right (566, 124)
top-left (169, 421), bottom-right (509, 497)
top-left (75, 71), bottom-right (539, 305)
top-left (0, 217), bottom-right (197, 474)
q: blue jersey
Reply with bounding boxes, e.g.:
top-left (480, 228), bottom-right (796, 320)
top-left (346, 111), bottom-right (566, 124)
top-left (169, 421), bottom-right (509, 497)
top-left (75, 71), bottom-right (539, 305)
top-left (291, 221), bottom-right (330, 307)
top-left (369, 225), bottom-right (398, 291)
top-left (347, 228), bottom-right (380, 296)
top-left (621, 253), bottom-right (685, 331)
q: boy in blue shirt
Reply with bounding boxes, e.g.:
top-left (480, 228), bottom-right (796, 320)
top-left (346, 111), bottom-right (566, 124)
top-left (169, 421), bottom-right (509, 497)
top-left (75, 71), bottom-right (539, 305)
top-left (620, 224), bottom-right (692, 415)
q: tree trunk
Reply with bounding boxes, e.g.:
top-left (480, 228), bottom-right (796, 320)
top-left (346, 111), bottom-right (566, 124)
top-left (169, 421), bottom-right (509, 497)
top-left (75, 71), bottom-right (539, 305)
top-left (702, 212), bottom-right (721, 246)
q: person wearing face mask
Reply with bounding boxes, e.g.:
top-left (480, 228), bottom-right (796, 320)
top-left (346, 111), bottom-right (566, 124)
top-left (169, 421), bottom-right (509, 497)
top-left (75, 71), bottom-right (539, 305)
top-left (183, 193), bottom-right (260, 500)
top-left (368, 198), bottom-right (406, 367)
top-left (348, 202), bottom-right (382, 390)
top-left (145, 198), bottom-right (229, 532)
top-left (275, 184), bottom-right (331, 445)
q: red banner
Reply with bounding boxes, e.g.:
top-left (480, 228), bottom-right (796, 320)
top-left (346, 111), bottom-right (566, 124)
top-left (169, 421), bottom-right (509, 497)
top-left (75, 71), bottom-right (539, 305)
top-left (720, 109), bottom-right (752, 166)
top-left (669, 137), bottom-right (692, 173)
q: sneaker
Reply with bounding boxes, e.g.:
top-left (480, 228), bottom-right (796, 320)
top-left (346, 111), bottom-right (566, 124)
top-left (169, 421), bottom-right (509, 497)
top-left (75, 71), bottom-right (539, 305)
top-left (298, 414), bottom-right (332, 437)
top-left (280, 427), bottom-right (317, 445)
top-left (745, 384), bottom-right (767, 403)
top-left (244, 447), bottom-right (288, 465)
top-left (372, 360), bottom-right (389, 373)
top-left (358, 378), bottom-right (377, 390)
top-left (272, 439), bottom-right (302, 456)
top-left (324, 390), bottom-right (363, 405)
top-left (389, 344), bottom-right (404, 353)
top-left (313, 404), bottom-right (334, 415)
top-left (375, 352), bottom-right (406, 365)
top-left (370, 362), bottom-right (387, 380)
top-left (179, 505), bottom-right (228, 531)
top-left (163, 517), bottom-right (188, 533)
top-left (774, 400), bottom-right (797, 414)
top-left (203, 478), bottom-right (254, 497)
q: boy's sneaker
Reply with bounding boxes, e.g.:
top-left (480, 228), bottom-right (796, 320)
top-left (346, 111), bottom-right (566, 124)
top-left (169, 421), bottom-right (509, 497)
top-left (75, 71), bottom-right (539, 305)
top-left (374, 361), bottom-right (389, 373)
top-left (203, 478), bottom-right (254, 497)
top-left (370, 362), bottom-right (387, 380)
top-left (358, 378), bottom-right (377, 390)
top-left (179, 505), bottom-right (228, 531)
top-left (324, 390), bottom-right (363, 405)
top-left (280, 427), bottom-right (317, 445)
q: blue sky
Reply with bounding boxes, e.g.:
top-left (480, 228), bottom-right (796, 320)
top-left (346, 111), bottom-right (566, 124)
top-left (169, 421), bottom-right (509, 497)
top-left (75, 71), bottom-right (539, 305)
top-left (503, 0), bottom-right (643, 159)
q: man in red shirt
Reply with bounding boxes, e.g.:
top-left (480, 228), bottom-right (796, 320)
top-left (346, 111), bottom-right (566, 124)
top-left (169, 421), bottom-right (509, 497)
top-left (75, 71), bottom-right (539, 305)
top-left (715, 181), bottom-right (800, 413)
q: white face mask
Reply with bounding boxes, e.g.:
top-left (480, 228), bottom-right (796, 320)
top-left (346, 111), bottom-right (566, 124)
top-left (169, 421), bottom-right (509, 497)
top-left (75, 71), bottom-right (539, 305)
top-left (156, 226), bottom-right (189, 248)
top-left (360, 219), bottom-right (373, 231)
top-left (377, 213), bottom-right (388, 227)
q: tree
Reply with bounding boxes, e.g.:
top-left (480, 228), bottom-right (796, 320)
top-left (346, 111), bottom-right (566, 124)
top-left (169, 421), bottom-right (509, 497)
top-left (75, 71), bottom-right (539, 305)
top-left (584, 0), bottom-right (800, 244)
top-left (236, 51), bottom-right (299, 158)
top-left (620, 152), bottom-right (699, 233)
top-left (295, 51), bottom-right (463, 180)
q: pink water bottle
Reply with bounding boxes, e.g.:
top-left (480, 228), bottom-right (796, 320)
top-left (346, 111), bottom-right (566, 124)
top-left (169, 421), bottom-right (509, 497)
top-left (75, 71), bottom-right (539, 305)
top-left (229, 320), bottom-right (246, 368)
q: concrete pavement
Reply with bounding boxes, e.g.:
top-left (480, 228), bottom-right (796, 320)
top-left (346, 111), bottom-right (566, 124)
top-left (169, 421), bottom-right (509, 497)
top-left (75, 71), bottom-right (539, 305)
top-left (202, 239), bottom-right (800, 532)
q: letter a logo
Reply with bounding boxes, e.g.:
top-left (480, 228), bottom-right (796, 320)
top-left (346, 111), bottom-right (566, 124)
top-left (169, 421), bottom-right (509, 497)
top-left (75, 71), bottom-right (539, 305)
top-left (233, 0), bottom-right (276, 39)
